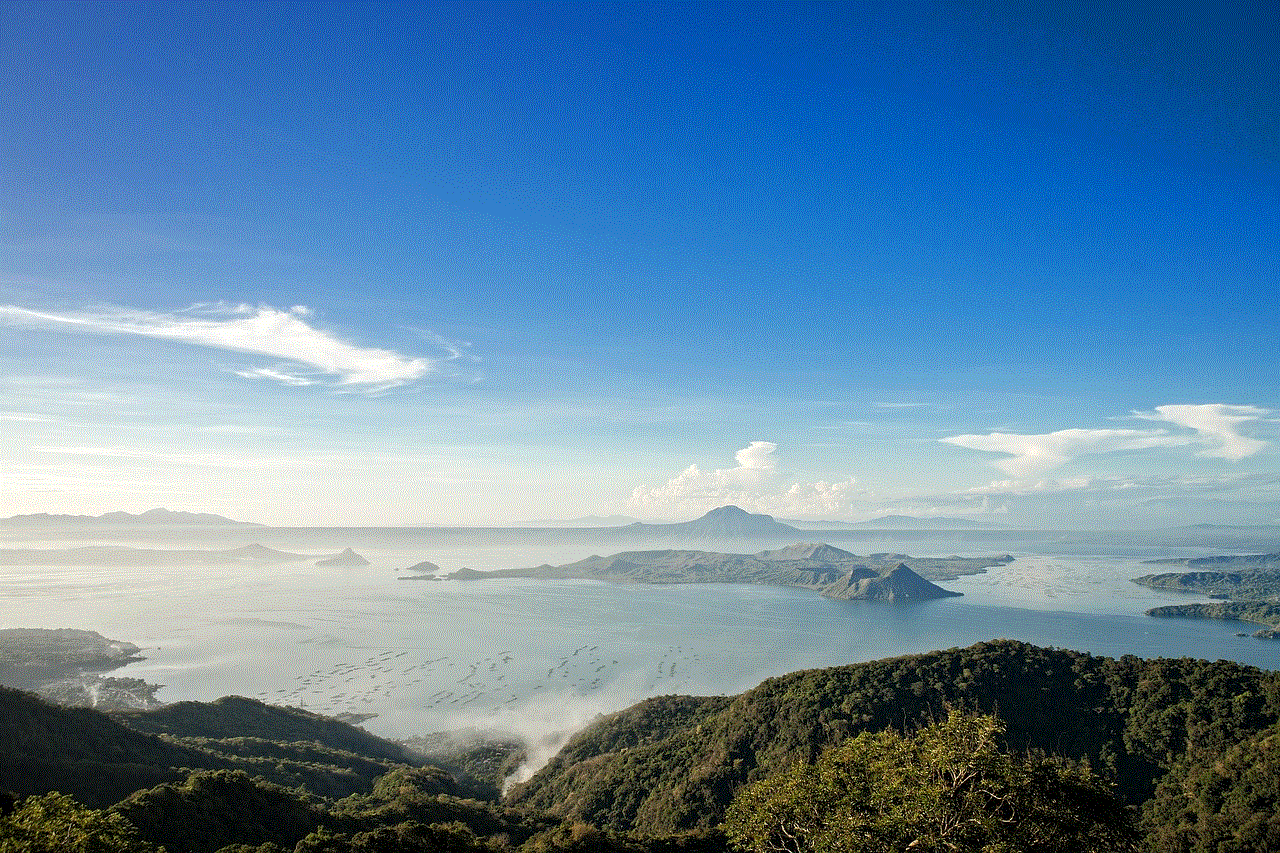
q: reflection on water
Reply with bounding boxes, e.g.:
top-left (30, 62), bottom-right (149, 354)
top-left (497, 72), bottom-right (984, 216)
top-left (2, 542), bottom-right (1276, 743)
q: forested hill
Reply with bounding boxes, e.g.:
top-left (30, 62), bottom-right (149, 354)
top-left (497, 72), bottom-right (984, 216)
top-left (507, 639), bottom-right (1280, 835)
top-left (0, 687), bottom-right (452, 807)
top-left (4, 641), bottom-right (1279, 851)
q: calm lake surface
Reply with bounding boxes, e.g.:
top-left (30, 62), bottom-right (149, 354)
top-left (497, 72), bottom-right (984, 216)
top-left (2, 529), bottom-right (1277, 747)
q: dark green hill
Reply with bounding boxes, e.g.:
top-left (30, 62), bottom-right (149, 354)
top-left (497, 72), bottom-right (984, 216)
top-left (1134, 570), bottom-right (1280, 601)
top-left (506, 640), bottom-right (1280, 835)
top-left (115, 695), bottom-right (415, 764)
top-left (0, 684), bottom-right (204, 805)
top-left (0, 687), bottom-right (449, 807)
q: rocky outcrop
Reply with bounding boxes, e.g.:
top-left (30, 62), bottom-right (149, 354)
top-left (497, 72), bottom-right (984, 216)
top-left (822, 563), bottom-right (963, 601)
top-left (315, 548), bottom-right (370, 567)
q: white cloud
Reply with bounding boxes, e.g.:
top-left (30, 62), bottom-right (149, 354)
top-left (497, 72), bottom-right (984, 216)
top-left (0, 411), bottom-right (58, 423)
top-left (628, 442), bottom-right (860, 519)
top-left (942, 404), bottom-right (1274, 477)
top-left (939, 428), bottom-right (1189, 477)
top-left (30, 445), bottom-right (310, 470)
top-left (734, 440), bottom-right (778, 472)
top-left (963, 470), bottom-right (1280, 500)
top-left (1138, 404), bottom-right (1271, 461)
top-left (232, 367), bottom-right (320, 386)
top-left (763, 479), bottom-right (861, 517)
top-left (0, 303), bottom-right (434, 390)
top-left (964, 476), bottom-right (1100, 496)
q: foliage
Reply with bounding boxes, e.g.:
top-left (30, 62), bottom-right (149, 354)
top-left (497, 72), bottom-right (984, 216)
top-left (721, 712), bottom-right (1138, 853)
top-left (329, 765), bottom-right (550, 845)
top-left (0, 792), bottom-right (160, 853)
top-left (400, 731), bottom-right (528, 800)
top-left (1145, 601), bottom-right (1280, 629)
top-left (291, 821), bottom-right (488, 852)
top-left (1132, 570), bottom-right (1280, 602)
top-left (110, 770), bottom-right (321, 853)
top-left (114, 696), bottom-right (416, 764)
top-left (0, 687), bottom-right (450, 805)
top-left (5, 641), bottom-right (1280, 852)
top-left (1141, 722), bottom-right (1280, 853)
top-left (508, 641), bottom-right (1280, 834)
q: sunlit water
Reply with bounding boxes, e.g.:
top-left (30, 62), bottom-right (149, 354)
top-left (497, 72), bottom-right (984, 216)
top-left (2, 534), bottom-right (1277, 756)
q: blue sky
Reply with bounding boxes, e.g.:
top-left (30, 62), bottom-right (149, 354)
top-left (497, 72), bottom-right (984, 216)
top-left (2, 1), bottom-right (1277, 526)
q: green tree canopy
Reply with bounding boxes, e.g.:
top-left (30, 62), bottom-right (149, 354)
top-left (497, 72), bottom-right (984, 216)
top-left (721, 711), bottom-right (1138, 853)
top-left (1141, 721), bottom-right (1280, 853)
top-left (0, 792), bottom-right (160, 853)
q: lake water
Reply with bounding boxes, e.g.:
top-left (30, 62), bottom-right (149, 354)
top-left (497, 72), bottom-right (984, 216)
top-left (3, 530), bottom-right (1278, 770)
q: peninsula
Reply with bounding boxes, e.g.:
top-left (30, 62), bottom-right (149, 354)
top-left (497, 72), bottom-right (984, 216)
top-left (1133, 552), bottom-right (1280, 638)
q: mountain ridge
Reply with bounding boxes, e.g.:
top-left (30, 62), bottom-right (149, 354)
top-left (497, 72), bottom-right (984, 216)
top-left (0, 508), bottom-right (258, 527)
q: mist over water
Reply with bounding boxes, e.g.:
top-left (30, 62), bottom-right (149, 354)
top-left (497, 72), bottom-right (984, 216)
top-left (3, 527), bottom-right (1278, 779)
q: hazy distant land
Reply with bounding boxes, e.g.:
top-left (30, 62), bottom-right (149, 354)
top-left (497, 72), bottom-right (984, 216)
top-left (0, 507), bottom-right (258, 527)
top-left (0, 543), bottom-right (368, 567)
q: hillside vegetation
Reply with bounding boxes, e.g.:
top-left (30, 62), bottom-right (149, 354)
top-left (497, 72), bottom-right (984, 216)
top-left (507, 640), bottom-right (1280, 836)
top-left (2, 640), bottom-right (1277, 852)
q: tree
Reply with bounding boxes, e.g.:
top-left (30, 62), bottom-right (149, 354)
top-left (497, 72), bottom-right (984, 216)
top-left (0, 792), bottom-right (160, 853)
top-left (721, 711), bottom-right (1138, 853)
top-left (1141, 722), bottom-right (1280, 853)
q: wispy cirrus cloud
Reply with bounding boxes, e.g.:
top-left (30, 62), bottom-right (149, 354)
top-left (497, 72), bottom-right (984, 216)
top-left (0, 303), bottom-right (436, 390)
top-left (941, 403), bottom-right (1272, 477)
top-left (1134, 404), bottom-right (1271, 461)
top-left (940, 428), bottom-right (1189, 477)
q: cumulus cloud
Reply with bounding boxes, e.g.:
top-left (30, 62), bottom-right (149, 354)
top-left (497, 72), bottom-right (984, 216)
top-left (628, 442), bottom-right (860, 519)
top-left (1139, 404), bottom-right (1271, 461)
top-left (939, 428), bottom-right (1189, 477)
top-left (0, 303), bottom-right (435, 390)
top-left (734, 440), bottom-right (778, 472)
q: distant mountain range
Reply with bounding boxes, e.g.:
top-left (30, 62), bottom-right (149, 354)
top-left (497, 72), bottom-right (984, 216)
top-left (0, 544), bottom-right (355, 567)
top-left (786, 514), bottom-right (1009, 530)
top-left (523, 514), bottom-right (644, 527)
top-left (522, 508), bottom-right (1009, 532)
top-left (0, 508), bottom-right (258, 526)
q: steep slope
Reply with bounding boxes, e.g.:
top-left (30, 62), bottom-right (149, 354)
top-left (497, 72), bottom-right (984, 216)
top-left (316, 548), bottom-right (371, 567)
top-left (0, 685), bottom-right (207, 805)
top-left (822, 562), bottom-right (963, 601)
